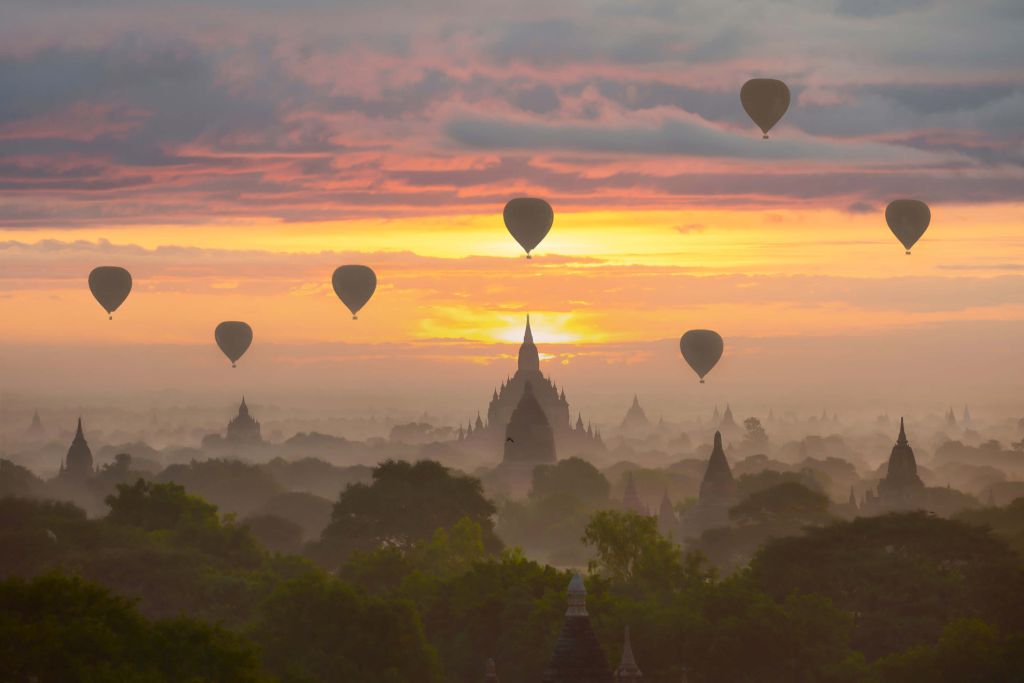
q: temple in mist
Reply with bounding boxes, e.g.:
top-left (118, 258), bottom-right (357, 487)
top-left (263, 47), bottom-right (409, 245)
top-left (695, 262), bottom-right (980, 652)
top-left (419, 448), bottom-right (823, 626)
top-left (621, 472), bottom-right (649, 515)
top-left (462, 317), bottom-right (603, 456)
top-left (27, 410), bottom-right (45, 439)
top-left (864, 418), bottom-right (925, 512)
top-left (620, 395), bottom-right (651, 434)
top-left (503, 382), bottom-right (556, 465)
top-left (58, 418), bottom-right (93, 481)
top-left (227, 397), bottom-right (262, 443)
top-left (202, 397), bottom-right (264, 448)
top-left (681, 431), bottom-right (737, 539)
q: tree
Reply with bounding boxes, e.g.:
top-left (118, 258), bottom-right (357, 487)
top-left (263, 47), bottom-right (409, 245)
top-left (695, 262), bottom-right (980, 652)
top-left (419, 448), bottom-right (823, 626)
top-left (583, 510), bottom-right (696, 588)
top-left (730, 481), bottom-right (832, 527)
top-left (743, 417), bottom-right (769, 446)
top-left (314, 459), bottom-right (501, 567)
top-left (875, 618), bottom-right (1024, 683)
top-left (749, 512), bottom-right (1024, 659)
top-left (956, 497), bottom-right (1024, 560)
top-left (497, 458), bottom-right (611, 567)
top-left (106, 478), bottom-right (219, 531)
top-left (242, 514), bottom-right (304, 554)
top-left (249, 572), bottom-right (442, 683)
top-left (531, 457), bottom-right (610, 506)
top-left (156, 458), bottom-right (285, 517)
top-left (0, 573), bottom-right (266, 682)
top-left (0, 459), bottom-right (46, 498)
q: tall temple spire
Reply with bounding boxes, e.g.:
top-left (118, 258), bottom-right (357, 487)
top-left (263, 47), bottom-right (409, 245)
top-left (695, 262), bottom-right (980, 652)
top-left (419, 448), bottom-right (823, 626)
top-left (614, 627), bottom-right (642, 682)
top-left (518, 315), bottom-right (540, 373)
top-left (896, 416), bottom-right (908, 446)
top-left (699, 432), bottom-right (736, 499)
top-left (622, 472), bottom-right (647, 515)
top-left (566, 573), bottom-right (587, 616)
top-left (483, 658), bottom-right (500, 683)
top-left (62, 417), bottom-right (93, 480)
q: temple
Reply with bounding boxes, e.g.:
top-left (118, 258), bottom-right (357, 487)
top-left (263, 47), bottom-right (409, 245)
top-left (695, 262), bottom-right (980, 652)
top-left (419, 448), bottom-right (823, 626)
top-left (613, 627), bottom-right (643, 682)
top-left (58, 418), bottom-right (93, 481)
top-left (717, 404), bottom-right (739, 434)
top-left (27, 409), bottom-right (45, 439)
top-left (621, 472), bottom-right (649, 515)
top-left (541, 574), bottom-right (613, 683)
top-left (619, 395), bottom-right (651, 434)
top-left (463, 317), bottom-right (603, 457)
top-left (503, 382), bottom-right (556, 465)
top-left (657, 490), bottom-right (677, 539)
top-left (681, 431), bottom-right (737, 539)
top-left (226, 397), bottom-right (263, 444)
top-left (864, 418), bottom-right (924, 511)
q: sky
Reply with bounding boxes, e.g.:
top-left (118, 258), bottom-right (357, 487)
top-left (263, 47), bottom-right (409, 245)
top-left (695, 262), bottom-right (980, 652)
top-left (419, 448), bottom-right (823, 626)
top-left (1, 0), bottom-right (1022, 421)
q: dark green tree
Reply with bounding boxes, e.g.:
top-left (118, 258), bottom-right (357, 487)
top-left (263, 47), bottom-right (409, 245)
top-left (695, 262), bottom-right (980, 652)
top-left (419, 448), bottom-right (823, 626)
top-left (750, 512), bottom-right (1024, 659)
top-left (0, 573), bottom-right (266, 682)
top-left (314, 460), bottom-right (500, 567)
top-left (250, 572), bottom-right (442, 682)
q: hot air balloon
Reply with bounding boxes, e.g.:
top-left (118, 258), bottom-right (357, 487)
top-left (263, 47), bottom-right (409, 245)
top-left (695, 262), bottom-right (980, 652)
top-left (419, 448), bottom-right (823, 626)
top-left (740, 79), bottom-right (790, 139)
top-left (332, 265), bottom-right (377, 320)
top-left (88, 266), bottom-right (132, 320)
top-left (680, 330), bottom-right (724, 384)
top-left (885, 199), bottom-right (931, 254)
top-left (215, 321), bottom-right (253, 368)
top-left (503, 198), bottom-right (553, 259)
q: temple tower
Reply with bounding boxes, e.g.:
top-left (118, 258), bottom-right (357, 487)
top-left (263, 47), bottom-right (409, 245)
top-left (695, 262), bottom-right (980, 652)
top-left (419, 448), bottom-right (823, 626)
top-left (541, 574), bottom-right (613, 683)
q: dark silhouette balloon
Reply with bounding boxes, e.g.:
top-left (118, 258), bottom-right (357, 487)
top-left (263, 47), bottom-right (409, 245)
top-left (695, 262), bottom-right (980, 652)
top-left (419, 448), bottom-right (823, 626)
top-left (215, 321), bottom-right (253, 368)
top-left (503, 198), bottom-right (553, 259)
top-left (680, 330), bottom-right (724, 384)
top-left (885, 199), bottom-right (931, 254)
top-left (740, 79), bottom-right (791, 139)
top-left (88, 266), bottom-right (132, 320)
top-left (332, 265), bottom-right (377, 320)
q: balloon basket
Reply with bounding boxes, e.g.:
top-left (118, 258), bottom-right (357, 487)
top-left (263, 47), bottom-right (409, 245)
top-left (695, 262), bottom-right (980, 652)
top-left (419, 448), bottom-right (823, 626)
top-left (352, 315), bottom-right (358, 320)
top-left (700, 379), bottom-right (705, 384)
top-left (526, 254), bottom-right (532, 260)
top-left (231, 363), bottom-right (236, 368)
top-left (762, 134), bottom-right (769, 140)
top-left (108, 315), bottom-right (112, 321)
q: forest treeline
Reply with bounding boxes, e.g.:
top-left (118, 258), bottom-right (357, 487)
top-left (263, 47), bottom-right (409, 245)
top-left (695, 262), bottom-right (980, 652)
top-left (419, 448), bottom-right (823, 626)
top-left (2, 458), bottom-right (1024, 682)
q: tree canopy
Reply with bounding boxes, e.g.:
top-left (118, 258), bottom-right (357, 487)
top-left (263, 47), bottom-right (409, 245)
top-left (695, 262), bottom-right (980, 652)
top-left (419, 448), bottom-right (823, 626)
top-left (314, 459), bottom-right (501, 566)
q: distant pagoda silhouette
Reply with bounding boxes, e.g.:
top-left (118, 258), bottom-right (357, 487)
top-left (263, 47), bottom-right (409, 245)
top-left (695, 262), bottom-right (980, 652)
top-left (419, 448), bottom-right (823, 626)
top-left (227, 397), bottom-right (263, 444)
top-left (463, 316), bottom-right (603, 455)
top-left (58, 418), bottom-right (94, 481)
top-left (657, 489), bottom-right (677, 539)
top-left (864, 418), bottom-right (925, 512)
top-left (621, 472), bottom-right (649, 515)
top-left (681, 431), bottom-right (737, 538)
top-left (620, 395), bottom-right (651, 434)
top-left (27, 410), bottom-right (45, 439)
top-left (541, 574), bottom-right (613, 683)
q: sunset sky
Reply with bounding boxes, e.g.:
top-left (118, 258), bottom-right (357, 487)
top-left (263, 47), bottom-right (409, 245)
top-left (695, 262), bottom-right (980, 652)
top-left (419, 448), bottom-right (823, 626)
top-left (1, 0), bottom-right (1022, 419)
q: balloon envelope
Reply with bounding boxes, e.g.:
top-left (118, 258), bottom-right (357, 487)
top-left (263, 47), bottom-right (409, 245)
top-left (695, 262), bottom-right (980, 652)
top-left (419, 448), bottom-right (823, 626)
top-left (332, 265), bottom-right (377, 319)
top-left (503, 198), bottom-right (553, 258)
top-left (740, 79), bottom-right (790, 138)
top-left (88, 266), bottom-right (132, 319)
top-left (215, 321), bottom-right (253, 367)
top-left (680, 330), bottom-right (724, 383)
top-left (885, 199), bottom-right (931, 254)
